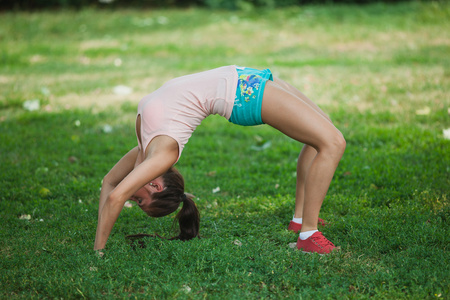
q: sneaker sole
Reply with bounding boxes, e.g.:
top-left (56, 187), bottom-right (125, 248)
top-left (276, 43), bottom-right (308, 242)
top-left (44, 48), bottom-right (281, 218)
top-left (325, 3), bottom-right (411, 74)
top-left (299, 246), bottom-right (341, 255)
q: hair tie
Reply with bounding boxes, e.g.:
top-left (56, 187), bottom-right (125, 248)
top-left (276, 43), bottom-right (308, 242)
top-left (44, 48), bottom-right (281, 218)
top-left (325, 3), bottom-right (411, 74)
top-left (181, 193), bottom-right (188, 203)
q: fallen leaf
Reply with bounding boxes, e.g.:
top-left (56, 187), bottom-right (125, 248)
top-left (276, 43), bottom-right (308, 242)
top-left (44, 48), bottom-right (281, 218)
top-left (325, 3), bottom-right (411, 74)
top-left (39, 187), bottom-right (51, 197)
top-left (206, 171), bottom-right (216, 177)
top-left (253, 135), bottom-right (264, 143)
top-left (233, 239), bottom-right (242, 247)
top-left (68, 156), bottom-right (78, 163)
top-left (370, 183), bottom-right (381, 190)
top-left (181, 285), bottom-right (191, 293)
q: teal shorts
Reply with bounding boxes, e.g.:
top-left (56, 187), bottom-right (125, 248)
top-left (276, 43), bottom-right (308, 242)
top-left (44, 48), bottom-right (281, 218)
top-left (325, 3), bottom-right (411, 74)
top-left (228, 66), bottom-right (273, 126)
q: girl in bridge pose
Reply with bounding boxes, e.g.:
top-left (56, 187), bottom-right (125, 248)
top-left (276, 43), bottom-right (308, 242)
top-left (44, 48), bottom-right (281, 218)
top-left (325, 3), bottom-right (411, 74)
top-left (94, 65), bottom-right (346, 255)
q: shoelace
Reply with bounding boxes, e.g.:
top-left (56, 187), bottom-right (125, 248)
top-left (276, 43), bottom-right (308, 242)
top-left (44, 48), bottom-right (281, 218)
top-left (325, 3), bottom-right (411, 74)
top-left (311, 232), bottom-right (335, 248)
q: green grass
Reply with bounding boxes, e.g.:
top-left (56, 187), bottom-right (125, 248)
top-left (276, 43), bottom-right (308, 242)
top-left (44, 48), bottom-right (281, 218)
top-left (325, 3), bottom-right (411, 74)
top-left (1, 1), bottom-right (449, 298)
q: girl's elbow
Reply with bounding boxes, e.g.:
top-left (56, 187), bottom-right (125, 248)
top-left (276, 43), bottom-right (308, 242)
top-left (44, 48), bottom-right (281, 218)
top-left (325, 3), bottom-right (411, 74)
top-left (106, 190), bottom-right (126, 207)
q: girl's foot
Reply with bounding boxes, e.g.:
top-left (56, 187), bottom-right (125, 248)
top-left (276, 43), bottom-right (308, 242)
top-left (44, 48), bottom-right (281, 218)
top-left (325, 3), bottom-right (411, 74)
top-left (287, 218), bottom-right (327, 233)
top-left (296, 231), bottom-right (337, 254)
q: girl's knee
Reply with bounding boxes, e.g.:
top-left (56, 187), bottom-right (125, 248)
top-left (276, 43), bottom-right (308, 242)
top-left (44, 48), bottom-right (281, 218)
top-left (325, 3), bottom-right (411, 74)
top-left (330, 133), bottom-right (346, 158)
top-left (319, 132), bottom-right (345, 161)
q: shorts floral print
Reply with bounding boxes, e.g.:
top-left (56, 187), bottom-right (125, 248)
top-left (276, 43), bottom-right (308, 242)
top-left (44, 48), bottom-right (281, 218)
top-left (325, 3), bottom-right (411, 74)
top-left (236, 74), bottom-right (263, 104)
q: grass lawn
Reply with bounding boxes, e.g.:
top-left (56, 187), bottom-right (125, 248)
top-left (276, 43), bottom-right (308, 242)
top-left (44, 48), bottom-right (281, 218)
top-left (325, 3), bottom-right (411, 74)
top-left (1, 1), bottom-right (449, 298)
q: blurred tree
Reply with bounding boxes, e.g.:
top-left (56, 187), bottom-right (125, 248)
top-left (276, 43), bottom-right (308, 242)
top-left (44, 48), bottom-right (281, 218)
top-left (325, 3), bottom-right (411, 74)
top-left (0, 0), bottom-right (422, 11)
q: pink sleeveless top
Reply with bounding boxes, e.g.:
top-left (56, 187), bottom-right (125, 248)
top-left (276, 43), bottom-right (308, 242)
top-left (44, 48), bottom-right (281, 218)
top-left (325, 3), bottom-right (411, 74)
top-left (137, 65), bottom-right (238, 161)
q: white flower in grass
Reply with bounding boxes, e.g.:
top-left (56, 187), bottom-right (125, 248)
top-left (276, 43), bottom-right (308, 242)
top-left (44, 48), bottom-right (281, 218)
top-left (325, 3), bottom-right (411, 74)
top-left (443, 128), bottom-right (450, 140)
top-left (19, 214), bottom-right (31, 220)
top-left (181, 285), bottom-right (191, 293)
top-left (212, 187), bottom-right (220, 193)
top-left (23, 99), bottom-right (40, 111)
top-left (113, 85), bottom-right (133, 95)
top-left (114, 58), bottom-right (122, 67)
top-left (102, 124), bottom-right (113, 133)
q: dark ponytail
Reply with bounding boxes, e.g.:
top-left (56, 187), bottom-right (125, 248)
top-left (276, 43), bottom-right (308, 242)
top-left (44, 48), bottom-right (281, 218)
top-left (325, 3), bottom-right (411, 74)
top-left (176, 193), bottom-right (200, 241)
top-left (145, 167), bottom-right (200, 241)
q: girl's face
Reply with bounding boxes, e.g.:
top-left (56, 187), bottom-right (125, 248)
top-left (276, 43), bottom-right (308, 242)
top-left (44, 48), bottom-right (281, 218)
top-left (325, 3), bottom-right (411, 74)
top-left (129, 177), bottom-right (165, 212)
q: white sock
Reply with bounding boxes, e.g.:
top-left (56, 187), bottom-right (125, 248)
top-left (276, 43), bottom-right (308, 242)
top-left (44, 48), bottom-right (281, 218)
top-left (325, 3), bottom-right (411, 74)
top-left (299, 230), bottom-right (318, 240)
top-left (292, 216), bottom-right (302, 224)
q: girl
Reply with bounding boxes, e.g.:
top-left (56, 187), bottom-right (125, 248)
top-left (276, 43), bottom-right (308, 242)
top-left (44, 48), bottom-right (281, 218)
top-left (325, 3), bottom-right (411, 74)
top-left (94, 66), bottom-right (345, 254)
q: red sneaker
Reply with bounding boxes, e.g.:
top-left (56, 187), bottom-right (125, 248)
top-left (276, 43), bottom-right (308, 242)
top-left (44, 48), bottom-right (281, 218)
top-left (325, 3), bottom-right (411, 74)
top-left (287, 221), bottom-right (302, 233)
top-left (296, 231), bottom-right (337, 254)
top-left (287, 218), bottom-right (327, 233)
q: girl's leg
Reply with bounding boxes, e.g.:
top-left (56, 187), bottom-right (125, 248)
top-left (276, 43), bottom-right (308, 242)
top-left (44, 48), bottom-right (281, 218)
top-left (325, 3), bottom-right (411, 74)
top-left (294, 144), bottom-right (317, 218)
top-left (261, 81), bottom-right (346, 233)
top-left (274, 77), bottom-right (334, 220)
top-left (273, 77), bottom-right (333, 123)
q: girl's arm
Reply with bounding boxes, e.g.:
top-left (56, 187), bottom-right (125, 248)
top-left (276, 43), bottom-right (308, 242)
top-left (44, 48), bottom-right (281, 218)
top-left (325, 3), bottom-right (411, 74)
top-left (94, 136), bottom-right (179, 250)
top-left (98, 147), bottom-right (140, 220)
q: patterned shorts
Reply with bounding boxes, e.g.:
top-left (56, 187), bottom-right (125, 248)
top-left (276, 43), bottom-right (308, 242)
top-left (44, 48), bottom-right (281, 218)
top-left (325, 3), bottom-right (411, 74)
top-left (228, 66), bottom-right (273, 126)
